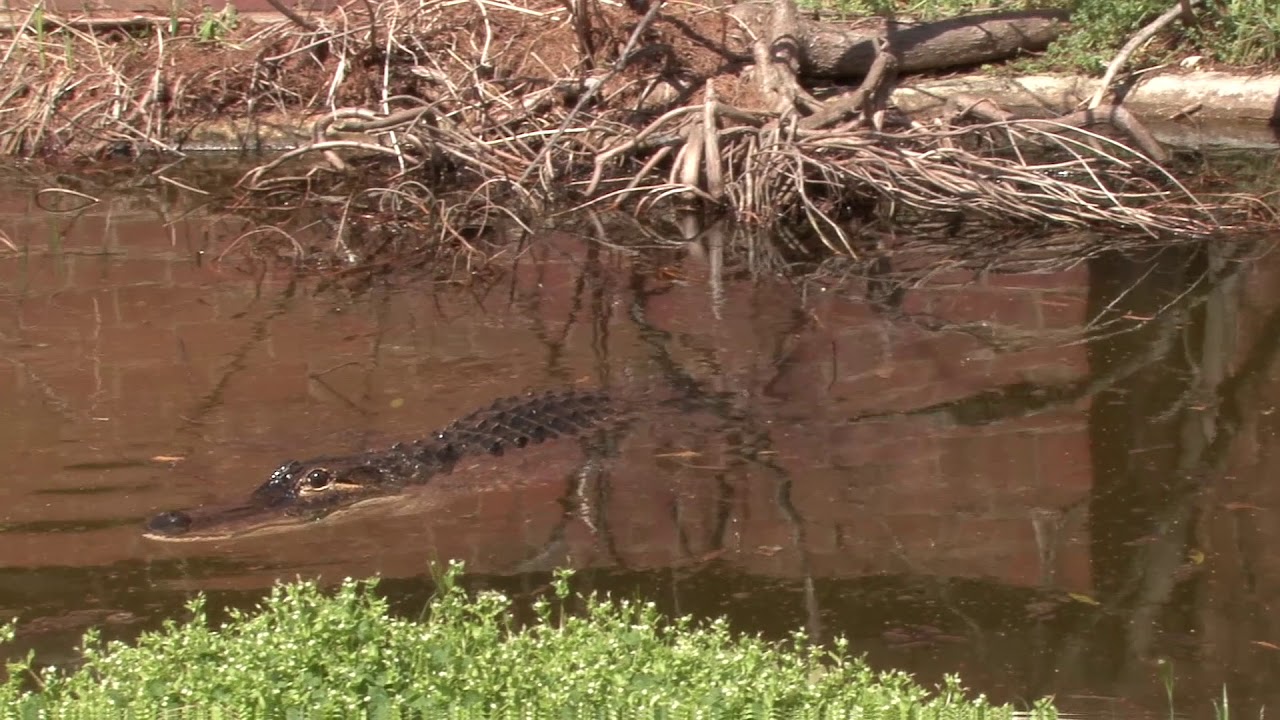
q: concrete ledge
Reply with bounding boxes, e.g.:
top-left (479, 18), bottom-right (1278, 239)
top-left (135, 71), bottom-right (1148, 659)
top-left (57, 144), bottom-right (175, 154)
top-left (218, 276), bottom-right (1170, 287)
top-left (896, 71), bottom-right (1280, 149)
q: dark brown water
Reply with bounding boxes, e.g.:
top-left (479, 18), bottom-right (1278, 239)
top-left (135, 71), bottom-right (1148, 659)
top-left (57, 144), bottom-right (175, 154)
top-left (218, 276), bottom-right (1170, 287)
top-left (1, 185), bottom-right (1278, 718)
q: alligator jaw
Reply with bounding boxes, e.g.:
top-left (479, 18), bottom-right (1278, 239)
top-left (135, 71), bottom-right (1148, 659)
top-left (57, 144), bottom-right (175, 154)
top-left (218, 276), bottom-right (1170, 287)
top-left (143, 502), bottom-right (304, 543)
top-left (143, 454), bottom-right (411, 542)
top-left (142, 491), bottom-right (409, 542)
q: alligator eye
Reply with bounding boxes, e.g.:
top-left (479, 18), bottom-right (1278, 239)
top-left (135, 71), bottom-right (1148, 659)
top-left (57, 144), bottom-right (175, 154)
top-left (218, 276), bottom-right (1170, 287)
top-left (304, 469), bottom-right (332, 490)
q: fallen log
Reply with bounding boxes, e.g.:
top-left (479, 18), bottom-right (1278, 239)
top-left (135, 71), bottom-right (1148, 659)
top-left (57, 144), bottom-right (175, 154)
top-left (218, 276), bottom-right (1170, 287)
top-left (730, 4), bottom-right (1071, 79)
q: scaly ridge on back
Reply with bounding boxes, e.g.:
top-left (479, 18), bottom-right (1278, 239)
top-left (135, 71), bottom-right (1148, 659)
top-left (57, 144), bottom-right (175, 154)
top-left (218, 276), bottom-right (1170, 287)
top-left (423, 388), bottom-right (617, 459)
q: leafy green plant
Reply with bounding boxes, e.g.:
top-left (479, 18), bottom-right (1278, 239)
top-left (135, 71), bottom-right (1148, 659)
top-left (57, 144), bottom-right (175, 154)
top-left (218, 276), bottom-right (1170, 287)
top-left (197, 4), bottom-right (239, 44)
top-left (1, 561), bottom-right (1059, 718)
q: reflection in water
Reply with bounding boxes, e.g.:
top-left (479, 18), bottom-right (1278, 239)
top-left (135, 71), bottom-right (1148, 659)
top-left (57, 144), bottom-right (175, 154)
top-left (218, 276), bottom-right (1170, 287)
top-left (1, 191), bottom-right (1278, 718)
top-left (1080, 244), bottom-right (1280, 717)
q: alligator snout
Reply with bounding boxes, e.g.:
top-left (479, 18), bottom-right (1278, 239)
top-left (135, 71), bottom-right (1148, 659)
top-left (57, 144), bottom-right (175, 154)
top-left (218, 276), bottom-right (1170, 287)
top-left (146, 510), bottom-right (193, 536)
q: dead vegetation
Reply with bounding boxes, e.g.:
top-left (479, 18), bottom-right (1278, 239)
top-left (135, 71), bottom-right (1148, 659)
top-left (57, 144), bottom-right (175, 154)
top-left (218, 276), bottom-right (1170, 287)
top-left (0, 0), bottom-right (1272, 267)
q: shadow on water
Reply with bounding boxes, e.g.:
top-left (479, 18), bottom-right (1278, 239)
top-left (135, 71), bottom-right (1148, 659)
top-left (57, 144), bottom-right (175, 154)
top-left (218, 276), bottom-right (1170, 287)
top-left (2, 179), bottom-right (1280, 717)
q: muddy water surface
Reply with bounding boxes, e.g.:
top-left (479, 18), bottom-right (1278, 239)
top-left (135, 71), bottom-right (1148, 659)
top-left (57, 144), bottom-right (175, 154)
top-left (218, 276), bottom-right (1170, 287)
top-left (1, 188), bottom-right (1278, 718)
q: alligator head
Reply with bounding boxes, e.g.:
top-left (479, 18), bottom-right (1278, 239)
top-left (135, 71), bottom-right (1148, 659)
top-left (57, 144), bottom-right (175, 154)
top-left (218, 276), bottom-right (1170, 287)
top-left (143, 389), bottom-right (619, 542)
top-left (143, 446), bottom-right (455, 542)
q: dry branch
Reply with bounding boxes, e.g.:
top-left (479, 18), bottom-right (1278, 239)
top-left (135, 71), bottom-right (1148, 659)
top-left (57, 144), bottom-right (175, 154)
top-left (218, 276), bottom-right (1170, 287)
top-left (1088, 0), bottom-right (1203, 109)
top-left (956, 96), bottom-right (1169, 164)
top-left (263, 0), bottom-right (321, 32)
top-left (800, 35), bottom-right (897, 130)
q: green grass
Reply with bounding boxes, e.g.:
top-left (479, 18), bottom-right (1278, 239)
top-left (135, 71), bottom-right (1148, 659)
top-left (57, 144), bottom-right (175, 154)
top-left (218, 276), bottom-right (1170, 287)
top-left (1, 562), bottom-right (1059, 718)
top-left (1211, 0), bottom-right (1280, 66)
top-left (800, 0), bottom-right (1280, 72)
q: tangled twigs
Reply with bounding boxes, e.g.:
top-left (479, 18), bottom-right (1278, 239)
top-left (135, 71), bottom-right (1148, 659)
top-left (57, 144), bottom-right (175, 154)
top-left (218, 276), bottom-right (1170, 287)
top-left (586, 102), bottom-right (771, 196)
top-left (32, 0), bottom-right (1247, 261)
top-left (588, 100), bottom-right (1234, 243)
top-left (242, 139), bottom-right (413, 189)
top-left (515, 0), bottom-right (666, 187)
top-left (264, 0), bottom-right (322, 32)
top-left (955, 96), bottom-right (1169, 164)
top-left (801, 36), bottom-right (897, 131)
top-left (239, 106), bottom-right (433, 189)
top-left (560, 0), bottom-right (597, 69)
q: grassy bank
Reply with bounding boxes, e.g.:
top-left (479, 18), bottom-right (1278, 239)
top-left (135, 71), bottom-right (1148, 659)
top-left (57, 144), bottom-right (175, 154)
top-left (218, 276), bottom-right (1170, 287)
top-left (811, 0), bottom-right (1280, 71)
top-left (1, 563), bottom-right (1058, 718)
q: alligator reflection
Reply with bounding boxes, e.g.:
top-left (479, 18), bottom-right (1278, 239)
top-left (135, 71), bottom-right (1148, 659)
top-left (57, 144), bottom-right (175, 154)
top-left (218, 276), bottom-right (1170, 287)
top-left (3, 202), bottom-right (1279, 718)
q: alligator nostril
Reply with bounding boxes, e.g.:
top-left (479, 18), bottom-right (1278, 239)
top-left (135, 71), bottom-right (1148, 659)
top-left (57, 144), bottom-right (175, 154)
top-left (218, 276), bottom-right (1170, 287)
top-left (146, 510), bottom-right (193, 535)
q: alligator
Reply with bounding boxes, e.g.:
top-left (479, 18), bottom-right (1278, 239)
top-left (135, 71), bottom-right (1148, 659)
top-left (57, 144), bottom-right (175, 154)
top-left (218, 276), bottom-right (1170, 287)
top-left (144, 388), bottom-right (625, 542)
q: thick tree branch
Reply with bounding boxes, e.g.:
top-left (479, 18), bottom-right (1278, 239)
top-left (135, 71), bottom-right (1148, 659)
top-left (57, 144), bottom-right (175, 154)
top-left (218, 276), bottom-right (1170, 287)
top-left (792, 9), bottom-right (1069, 78)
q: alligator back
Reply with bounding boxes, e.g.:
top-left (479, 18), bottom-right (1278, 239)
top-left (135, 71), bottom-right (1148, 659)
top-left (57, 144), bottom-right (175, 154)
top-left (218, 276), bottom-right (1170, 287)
top-left (426, 388), bottom-right (620, 458)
